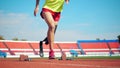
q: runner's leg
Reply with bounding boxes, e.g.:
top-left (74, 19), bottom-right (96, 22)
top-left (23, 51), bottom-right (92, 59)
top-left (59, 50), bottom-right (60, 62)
top-left (42, 12), bottom-right (56, 59)
top-left (43, 25), bottom-right (58, 44)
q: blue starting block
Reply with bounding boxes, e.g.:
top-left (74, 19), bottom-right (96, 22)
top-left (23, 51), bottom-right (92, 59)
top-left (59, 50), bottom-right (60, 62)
top-left (70, 50), bottom-right (78, 57)
top-left (0, 50), bottom-right (7, 58)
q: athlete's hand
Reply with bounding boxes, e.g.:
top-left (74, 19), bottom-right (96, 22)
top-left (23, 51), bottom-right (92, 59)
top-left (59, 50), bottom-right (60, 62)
top-left (65, 0), bottom-right (69, 4)
top-left (34, 7), bottom-right (39, 16)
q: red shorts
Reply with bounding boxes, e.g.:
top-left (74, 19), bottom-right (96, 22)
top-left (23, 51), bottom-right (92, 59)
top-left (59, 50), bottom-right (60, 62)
top-left (40, 8), bottom-right (61, 22)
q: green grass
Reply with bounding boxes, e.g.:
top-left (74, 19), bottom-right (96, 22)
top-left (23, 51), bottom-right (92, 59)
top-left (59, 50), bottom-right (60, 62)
top-left (3, 56), bottom-right (120, 60)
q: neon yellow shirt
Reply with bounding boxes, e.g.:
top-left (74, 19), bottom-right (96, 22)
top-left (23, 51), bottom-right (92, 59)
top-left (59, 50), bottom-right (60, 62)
top-left (43, 0), bottom-right (64, 12)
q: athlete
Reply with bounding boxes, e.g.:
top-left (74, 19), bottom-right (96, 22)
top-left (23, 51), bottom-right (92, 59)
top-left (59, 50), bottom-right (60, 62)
top-left (34, 0), bottom-right (69, 59)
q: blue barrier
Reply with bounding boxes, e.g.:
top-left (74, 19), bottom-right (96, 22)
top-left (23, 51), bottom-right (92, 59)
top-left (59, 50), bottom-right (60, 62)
top-left (77, 40), bottom-right (118, 43)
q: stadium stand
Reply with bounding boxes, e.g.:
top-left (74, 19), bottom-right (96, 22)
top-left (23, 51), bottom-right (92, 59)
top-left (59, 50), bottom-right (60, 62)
top-left (0, 40), bottom-right (120, 58)
top-left (77, 40), bottom-right (120, 56)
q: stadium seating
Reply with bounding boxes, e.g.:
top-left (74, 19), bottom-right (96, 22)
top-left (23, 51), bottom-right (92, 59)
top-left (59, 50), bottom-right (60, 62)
top-left (0, 40), bottom-right (119, 58)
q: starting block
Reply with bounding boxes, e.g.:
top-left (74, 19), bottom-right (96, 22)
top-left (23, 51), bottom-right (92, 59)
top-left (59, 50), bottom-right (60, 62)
top-left (58, 52), bottom-right (73, 60)
top-left (56, 43), bottom-right (74, 61)
top-left (19, 54), bottom-right (31, 61)
top-left (58, 52), bottom-right (66, 60)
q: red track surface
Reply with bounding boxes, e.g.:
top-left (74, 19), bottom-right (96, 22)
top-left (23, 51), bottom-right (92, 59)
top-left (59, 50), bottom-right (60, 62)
top-left (0, 58), bottom-right (120, 68)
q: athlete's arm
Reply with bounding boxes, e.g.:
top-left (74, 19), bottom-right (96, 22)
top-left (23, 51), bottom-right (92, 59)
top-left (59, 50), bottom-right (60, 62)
top-left (34, 0), bottom-right (40, 16)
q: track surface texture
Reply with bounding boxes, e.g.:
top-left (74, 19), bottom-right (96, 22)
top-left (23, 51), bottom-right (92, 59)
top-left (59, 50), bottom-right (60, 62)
top-left (0, 58), bottom-right (120, 68)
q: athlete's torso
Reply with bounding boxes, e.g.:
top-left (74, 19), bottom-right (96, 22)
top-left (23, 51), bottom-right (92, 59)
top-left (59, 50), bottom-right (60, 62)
top-left (43, 0), bottom-right (64, 12)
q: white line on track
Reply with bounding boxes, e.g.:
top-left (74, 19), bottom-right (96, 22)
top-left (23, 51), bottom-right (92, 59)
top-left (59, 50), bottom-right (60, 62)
top-left (39, 62), bottom-right (120, 68)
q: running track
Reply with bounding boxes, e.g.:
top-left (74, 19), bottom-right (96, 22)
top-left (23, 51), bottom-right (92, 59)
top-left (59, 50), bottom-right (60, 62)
top-left (0, 58), bottom-right (120, 68)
